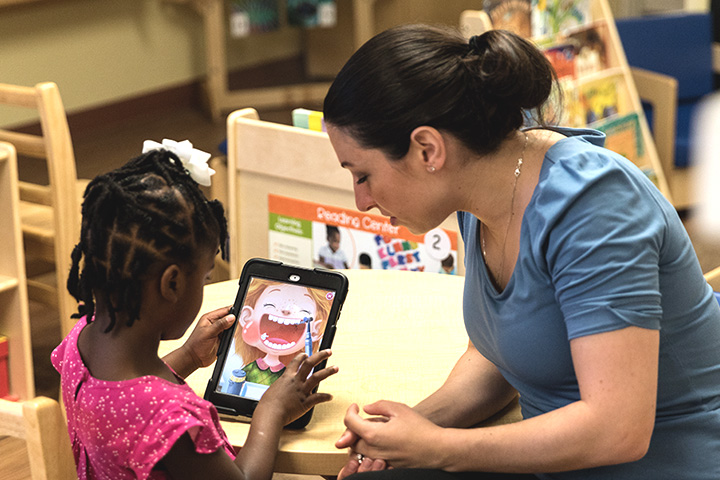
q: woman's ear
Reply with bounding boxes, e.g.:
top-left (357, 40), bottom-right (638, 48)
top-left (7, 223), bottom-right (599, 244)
top-left (159, 265), bottom-right (182, 302)
top-left (409, 126), bottom-right (447, 173)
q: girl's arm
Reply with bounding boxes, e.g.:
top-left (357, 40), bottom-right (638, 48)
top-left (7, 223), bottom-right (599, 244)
top-left (160, 350), bottom-right (338, 480)
top-left (344, 325), bottom-right (658, 473)
top-left (162, 306), bottom-right (235, 378)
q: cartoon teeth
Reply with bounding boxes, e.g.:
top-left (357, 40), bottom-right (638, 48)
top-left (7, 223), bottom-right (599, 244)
top-left (260, 333), bottom-right (297, 350)
top-left (268, 314), bottom-right (304, 325)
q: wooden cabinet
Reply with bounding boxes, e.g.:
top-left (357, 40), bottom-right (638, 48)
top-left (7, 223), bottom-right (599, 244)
top-left (0, 142), bottom-right (34, 400)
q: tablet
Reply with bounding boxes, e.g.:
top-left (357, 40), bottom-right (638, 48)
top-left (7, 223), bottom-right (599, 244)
top-left (204, 258), bottom-right (348, 428)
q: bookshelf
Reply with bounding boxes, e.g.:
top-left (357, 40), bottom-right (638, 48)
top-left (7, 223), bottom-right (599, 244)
top-left (466, 0), bottom-right (673, 203)
top-left (0, 142), bottom-right (34, 400)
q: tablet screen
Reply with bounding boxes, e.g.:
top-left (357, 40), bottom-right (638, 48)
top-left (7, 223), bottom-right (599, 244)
top-left (214, 276), bottom-right (337, 401)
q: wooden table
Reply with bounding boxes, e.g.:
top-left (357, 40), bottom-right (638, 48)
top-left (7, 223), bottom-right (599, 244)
top-left (159, 269), bottom-right (520, 476)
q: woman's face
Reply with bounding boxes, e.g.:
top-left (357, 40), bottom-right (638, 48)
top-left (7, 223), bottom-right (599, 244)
top-left (328, 126), bottom-right (443, 234)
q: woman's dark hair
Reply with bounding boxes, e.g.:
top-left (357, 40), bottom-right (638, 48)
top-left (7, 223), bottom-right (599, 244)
top-left (67, 149), bottom-right (228, 332)
top-left (324, 24), bottom-right (558, 158)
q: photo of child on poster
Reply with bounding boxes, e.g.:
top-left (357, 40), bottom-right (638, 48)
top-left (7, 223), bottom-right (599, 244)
top-left (268, 195), bottom-right (458, 275)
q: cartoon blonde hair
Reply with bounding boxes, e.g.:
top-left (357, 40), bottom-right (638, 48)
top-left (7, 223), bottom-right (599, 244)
top-left (234, 277), bottom-right (333, 367)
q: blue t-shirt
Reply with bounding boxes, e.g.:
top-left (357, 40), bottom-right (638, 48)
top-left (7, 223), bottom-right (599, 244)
top-left (459, 128), bottom-right (720, 479)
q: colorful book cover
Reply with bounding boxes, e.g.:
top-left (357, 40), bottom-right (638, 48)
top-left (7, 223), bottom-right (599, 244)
top-left (229, 0), bottom-right (280, 38)
top-left (542, 23), bottom-right (608, 80)
top-left (595, 112), bottom-right (645, 165)
top-left (287, 0), bottom-right (337, 28)
top-left (541, 77), bottom-right (584, 128)
top-left (483, 0), bottom-right (532, 37)
top-left (268, 194), bottom-right (458, 274)
top-left (531, 0), bottom-right (592, 38)
top-left (578, 74), bottom-right (622, 125)
top-left (544, 43), bottom-right (576, 79)
top-left (567, 23), bottom-right (609, 76)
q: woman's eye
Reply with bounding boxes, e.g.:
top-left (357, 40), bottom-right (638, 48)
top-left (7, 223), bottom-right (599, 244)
top-left (356, 175), bottom-right (368, 185)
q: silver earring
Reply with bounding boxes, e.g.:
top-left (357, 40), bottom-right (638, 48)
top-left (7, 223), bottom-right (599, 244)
top-left (428, 166), bottom-right (436, 173)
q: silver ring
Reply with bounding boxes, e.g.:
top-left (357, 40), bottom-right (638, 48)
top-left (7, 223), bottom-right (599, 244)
top-left (356, 453), bottom-right (364, 464)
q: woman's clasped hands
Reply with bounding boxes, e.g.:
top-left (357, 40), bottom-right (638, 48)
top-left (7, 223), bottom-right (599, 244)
top-left (336, 401), bottom-right (445, 479)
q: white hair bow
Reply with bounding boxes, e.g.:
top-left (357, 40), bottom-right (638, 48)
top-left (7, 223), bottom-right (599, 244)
top-left (142, 139), bottom-right (215, 187)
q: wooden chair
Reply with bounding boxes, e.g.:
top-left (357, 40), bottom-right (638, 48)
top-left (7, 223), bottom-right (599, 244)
top-left (0, 396), bottom-right (76, 480)
top-left (0, 82), bottom-right (84, 337)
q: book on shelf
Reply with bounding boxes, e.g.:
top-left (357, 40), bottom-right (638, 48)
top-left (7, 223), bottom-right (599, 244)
top-left (543, 77), bottom-right (585, 127)
top-left (541, 21), bottom-right (610, 79)
top-left (482, 0), bottom-right (532, 37)
top-left (595, 112), bottom-right (645, 165)
top-left (578, 73), bottom-right (625, 125)
top-left (532, 0), bottom-right (593, 38)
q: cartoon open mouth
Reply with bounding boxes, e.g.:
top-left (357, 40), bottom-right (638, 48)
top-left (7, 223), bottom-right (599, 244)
top-left (259, 313), bottom-right (306, 351)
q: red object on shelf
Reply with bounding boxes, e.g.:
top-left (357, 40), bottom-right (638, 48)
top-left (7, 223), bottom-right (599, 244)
top-left (0, 335), bottom-right (9, 398)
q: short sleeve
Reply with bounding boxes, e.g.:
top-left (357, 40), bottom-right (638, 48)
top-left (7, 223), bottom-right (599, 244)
top-left (127, 391), bottom-right (232, 478)
top-left (539, 153), bottom-right (665, 339)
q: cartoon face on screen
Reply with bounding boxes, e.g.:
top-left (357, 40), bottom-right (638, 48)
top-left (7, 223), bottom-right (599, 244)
top-left (233, 279), bottom-right (332, 386)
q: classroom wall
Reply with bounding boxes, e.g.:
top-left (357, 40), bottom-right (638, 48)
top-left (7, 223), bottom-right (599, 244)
top-left (0, 0), bottom-right (301, 127)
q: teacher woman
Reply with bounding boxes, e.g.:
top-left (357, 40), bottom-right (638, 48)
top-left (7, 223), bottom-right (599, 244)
top-left (323, 24), bottom-right (720, 480)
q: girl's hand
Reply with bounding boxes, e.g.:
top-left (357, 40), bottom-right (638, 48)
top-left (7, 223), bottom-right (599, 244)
top-left (257, 350), bottom-right (338, 426)
top-left (164, 307), bottom-right (235, 378)
top-left (183, 307), bottom-right (236, 368)
top-left (342, 401), bottom-right (443, 470)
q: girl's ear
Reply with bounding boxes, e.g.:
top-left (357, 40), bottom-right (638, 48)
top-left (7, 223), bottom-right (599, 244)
top-left (409, 126), bottom-right (447, 173)
top-left (159, 265), bottom-right (182, 302)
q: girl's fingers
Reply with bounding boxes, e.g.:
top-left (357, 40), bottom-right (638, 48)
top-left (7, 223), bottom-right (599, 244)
top-left (296, 349), bottom-right (333, 378)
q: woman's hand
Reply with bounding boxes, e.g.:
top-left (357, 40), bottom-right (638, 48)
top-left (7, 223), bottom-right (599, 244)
top-left (163, 306), bottom-right (235, 378)
top-left (257, 350), bottom-right (339, 426)
top-left (340, 401), bottom-right (444, 470)
top-left (336, 418), bottom-right (388, 479)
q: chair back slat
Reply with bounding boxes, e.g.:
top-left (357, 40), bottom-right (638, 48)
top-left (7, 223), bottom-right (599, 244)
top-left (0, 83), bottom-right (37, 108)
top-left (0, 130), bottom-right (47, 158)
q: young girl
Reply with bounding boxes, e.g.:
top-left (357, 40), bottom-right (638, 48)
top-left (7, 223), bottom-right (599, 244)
top-left (51, 142), bottom-right (338, 480)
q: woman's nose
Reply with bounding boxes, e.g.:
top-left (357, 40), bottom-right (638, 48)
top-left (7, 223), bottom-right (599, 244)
top-left (354, 184), bottom-right (375, 212)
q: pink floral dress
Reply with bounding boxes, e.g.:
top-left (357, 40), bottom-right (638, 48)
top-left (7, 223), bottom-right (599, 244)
top-left (51, 317), bottom-right (236, 479)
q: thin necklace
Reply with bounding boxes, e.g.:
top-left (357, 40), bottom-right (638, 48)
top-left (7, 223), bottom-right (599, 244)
top-left (481, 132), bottom-right (529, 288)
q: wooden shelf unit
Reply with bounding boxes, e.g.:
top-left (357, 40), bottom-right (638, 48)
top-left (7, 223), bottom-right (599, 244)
top-left (462, 0), bottom-right (673, 203)
top-left (534, 0), bottom-right (673, 202)
top-left (0, 142), bottom-right (34, 400)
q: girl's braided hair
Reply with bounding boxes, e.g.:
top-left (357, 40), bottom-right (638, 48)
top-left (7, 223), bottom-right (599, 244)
top-left (67, 149), bottom-right (228, 332)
